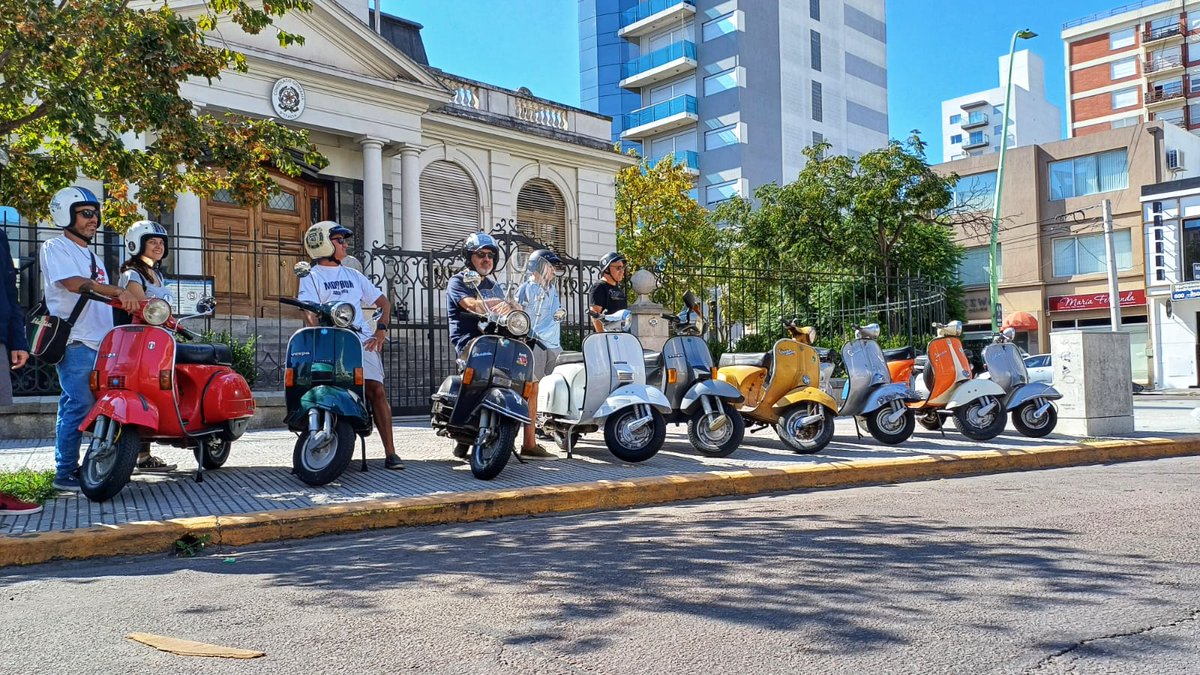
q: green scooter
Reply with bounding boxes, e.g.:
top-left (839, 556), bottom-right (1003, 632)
top-left (278, 262), bottom-right (373, 486)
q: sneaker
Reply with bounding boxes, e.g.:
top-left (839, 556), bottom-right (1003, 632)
top-left (452, 443), bottom-right (469, 459)
top-left (520, 443), bottom-right (558, 460)
top-left (384, 454), bottom-right (406, 470)
top-left (136, 455), bottom-right (177, 473)
top-left (0, 493), bottom-right (43, 516)
top-left (51, 476), bottom-right (80, 492)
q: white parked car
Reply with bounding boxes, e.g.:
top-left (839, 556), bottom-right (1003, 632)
top-left (979, 353), bottom-right (1051, 384)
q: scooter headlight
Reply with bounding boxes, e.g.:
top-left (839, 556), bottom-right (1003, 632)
top-left (330, 302), bottom-right (356, 328)
top-left (1000, 326), bottom-right (1016, 341)
top-left (142, 298), bottom-right (171, 326)
top-left (939, 320), bottom-right (964, 337)
top-left (504, 310), bottom-right (531, 336)
top-left (856, 323), bottom-right (880, 340)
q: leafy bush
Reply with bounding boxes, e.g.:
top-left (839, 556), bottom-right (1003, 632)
top-left (560, 328), bottom-right (583, 353)
top-left (198, 330), bottom-right (259, 387)
top-left (0, 469), bottom-right (56, 505)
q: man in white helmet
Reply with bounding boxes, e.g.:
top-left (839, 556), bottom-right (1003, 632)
top-left (41, 186), bottom-right (138, 491)
top-left (297, 221), bottom-right (403, 470)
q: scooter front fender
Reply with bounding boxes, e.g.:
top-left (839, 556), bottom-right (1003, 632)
top-left (772, 387), bottom-right (838, 414)
top-left (595, 384), bottom-right (672, 419)
top-left (474, 387), bottom-right (532, 425)
top-left (947, 379), bottom-right (1008, 409)
top-left (1004, 381), bottom-right (1062, 410)
top-left (79, 391), bottom-right (161, 434)
top-left (287, 385), bottom-right (371, 432)
top-left (861, 383), bottom-right (922, 414)
top-left (681, 379), bottom-right (744, 413)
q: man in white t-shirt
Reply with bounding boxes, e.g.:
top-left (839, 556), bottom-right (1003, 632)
top-left (41, 186), bottom-right (138, 492)
top-left (297, 220), bottom-right (402, 470)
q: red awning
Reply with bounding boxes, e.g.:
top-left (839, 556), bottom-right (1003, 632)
top-left (1002, 311), bottom-right (1038, 331)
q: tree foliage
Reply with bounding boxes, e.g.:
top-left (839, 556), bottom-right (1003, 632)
top-left (0, 0), bottom-right (328, 231)
top-left (614, 152), bottom-right (724, 307)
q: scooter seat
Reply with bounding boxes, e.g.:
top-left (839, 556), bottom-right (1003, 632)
top-left (176, 343), bottom-right (233, 367)
top-left (882, 346), bottom-right (915, 361)
top-left (814, 347), bottom-right (833, 363)
top-left (718, 352), bottom-right (770, 369)
top-left (557, 351), bottom-right (584, 366)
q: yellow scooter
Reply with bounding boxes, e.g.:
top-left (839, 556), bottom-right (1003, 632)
top-left (716, 319), bottom-right (839, 453)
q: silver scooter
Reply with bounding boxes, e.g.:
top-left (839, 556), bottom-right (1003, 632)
top-left (537, 310), bottom-right (672, 462)
top-left (981, 327), bottom-right (1062, 437)
top-left (836, 323), bottom-right (923, 444)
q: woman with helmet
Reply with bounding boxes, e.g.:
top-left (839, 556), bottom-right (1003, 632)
top-left (117, 220), bottom-right (177, 473)
top-left (589, 251), bottom-right (627, 333)
top-left (446, 231), bottom-right (514, 356)
top-left (297, 220), bottom-right (403, 470)
top-left (514, 248), bottom-right (566, 459)
top-left (40, 186), bottom-right (139, 491)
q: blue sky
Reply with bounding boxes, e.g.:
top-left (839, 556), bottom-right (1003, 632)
top-left (384, 0), bottom-right (1110, 162)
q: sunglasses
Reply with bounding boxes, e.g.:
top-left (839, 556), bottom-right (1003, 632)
top-left (74, 208), bottom-right (99, 219)
top-left (330, 237), bottom-right (350, 245)
top-left (473, 251), bottom-right (496, 260)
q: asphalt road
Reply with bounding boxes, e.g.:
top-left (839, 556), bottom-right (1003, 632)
top-left (3, 457), bottom-right (1199, 674)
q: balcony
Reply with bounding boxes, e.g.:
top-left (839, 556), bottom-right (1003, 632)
top-left (961, 134), bottom-right (990, 150)
top-left (435, 73), bottom-right (614, 142)
top-left (1145, 53), bottom-right (1185, 75)
top-left (1145, 85), bottom-right (1186, 107)
top-left (960, 99), bottom-right (990, 110)
top-left (1143, 22), bottom-right (1183, 45)
top-left (618, 0), bottom-right (696, 40)
top-left (619, 40), bottom-right (698, 90)
top-left (961, 112), bottom-right (989, 129)
top-left (621, 94), bottom-right (698, 140)
top-left (649, 150), bottom-right (700, 175)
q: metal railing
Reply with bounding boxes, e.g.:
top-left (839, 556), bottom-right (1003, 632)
top-left (1145, 53), bottom-right (1184, 73)
top-left (962, 112), bottom-right (989, 128)
top-left (1144, 22), bottom-right (1184, 43)
top-left (961, 134), bottom-right (990, 149)
top-left (621, 40), bottom-right (697, 81)
top-left (1145, 86), bottom-right (1185, 104)
top-left (620, 0), bottom-right (695, 27)
top-left (622, 94), bottom-right (697, 131)
top-left (1064, 1), bottom-right (1170, 30)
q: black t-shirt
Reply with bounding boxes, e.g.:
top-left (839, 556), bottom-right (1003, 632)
top-left (589, 281), bottom-right (627, 316)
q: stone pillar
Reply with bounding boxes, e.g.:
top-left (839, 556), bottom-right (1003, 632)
top-left (399, 144), bottom-right (422, 251)
top-left (174, 191), bottom-right (203, 277)
top-left (627, 270), bottom-right (668, 353)
top-left (359, 137), bottom-right (386, 253)
top-left (1050, 330), bottom-right (1134, 436)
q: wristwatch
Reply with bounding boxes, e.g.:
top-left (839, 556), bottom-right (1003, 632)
top-left (376, 322), bottom-right (390, 331)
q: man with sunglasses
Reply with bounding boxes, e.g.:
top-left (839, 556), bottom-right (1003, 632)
top-left (589, 251), bottom-right (628, 333)
top-left (41, 186), bottom-right (139, 491)
top-left (446, 232), bottom-right (515, 357)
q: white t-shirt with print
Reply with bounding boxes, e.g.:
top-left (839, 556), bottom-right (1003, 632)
top-left (40, 235), bottom-right (113, 349)
top-left (296, 264), bottom-right (384, 344)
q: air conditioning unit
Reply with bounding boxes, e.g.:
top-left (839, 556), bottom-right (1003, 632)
top-left (1167, 148), bottom-right (1185, 171)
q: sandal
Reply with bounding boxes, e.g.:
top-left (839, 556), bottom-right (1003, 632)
top-left (136, 455), bottom-right (177, 473)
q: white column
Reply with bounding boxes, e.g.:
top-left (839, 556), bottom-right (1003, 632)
top-left (400, 144), bottom-right (422, 251)
top-left (359, 137), bottom-right (386, 250)
top-left (120, 132), bottom-right (148, 218)
top-left (174, 191), bottom-right (203, 277)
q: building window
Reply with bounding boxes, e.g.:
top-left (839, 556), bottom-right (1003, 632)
top-left (810, 0), bottom-right (820, 21)
top-left (650, 76), bottom-right (695, 103)
top-left (957, 246), bottom-right (1000, 287)
top-left (968, 130), bottom-right (985, 145)
top-left (1111, 56), bottom-right (1137, 80)
top-left (706, 180), bottom-right (740, 206)
top-left (1052, 230), bottom-right (1132, 276)
top-left (1183, 219), bottom-right (1200, 280)
top-left (1049, 149), bottom-right (1128, 200)
top-left (949, 113), bottom-right (962, 124)
top-left (951, 171), bottom-right (996, 210)
top-left (1109, 27), bottom-right (1135, 50)
top-left (812, 131), bottom-right (824, 146)
top-left (810, 30), bottom-right (822, 71)
top-left (650, 129), bottom-right (698, 165)
top-left (811, 81), bottom-right (823, 122)
top-left (1189, 72), bottom-right (1200, 93)
top-left (1153, 108), bottom-right (1185, 128)
top-left (950, 133), bottom-right (962, 144)
top-left (704, 68), bottom-right (739, 96)
top-left (705, 124), bottom-right (740, 149)
top-left (702, 12), bottom-right (736, 42)
top-left (993, 125), bottom-right (1002, 135)
top-left (1111, 115), bottom-right (1141, 128)
top-left (1112, 87), bottom-right (1139, 109)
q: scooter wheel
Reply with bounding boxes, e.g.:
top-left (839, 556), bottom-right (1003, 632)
top-left (864, 404), bottom-right (916, 445)
top-left (293, 417), bottom-right (356, 486)
top-left (553, 431), bottom-right (581, 453)
top-left (470, 419), bottom-right (518, 480)
top-left (776, 403), bottom-right (835, 454)
top-left (202, 438), bottom-right (231, 469)
top-left (80, 423), bottom-right (141, 502)
top-left (917, 414), bottom-right (942, 431)
top-left (953, 396), bottom-right (1008, 441)
top-left (687, 402), bottom-right (745, 457)
top-left (1012, 400), bottom-right (1057, 438)
top-left (604, 407), bottom-right (666, 462)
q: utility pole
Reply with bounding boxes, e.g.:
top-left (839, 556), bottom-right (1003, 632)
top-left (1102, 199), bottom-right (1122, 331)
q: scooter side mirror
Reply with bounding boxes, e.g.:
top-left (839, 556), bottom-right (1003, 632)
top-left (294, 261), bottom-right (312, 278)
top-left (195, 296), bottom-right (216, 315)
top-left (462, 270), bottom-right (482, 289)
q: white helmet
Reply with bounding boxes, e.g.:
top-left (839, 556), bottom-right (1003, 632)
top-left (303, 220), bottom-right (353, 260)
top-left (49, 186), bottom-right (101, 228)
top-left (125, 220), bottom-right (169, 257)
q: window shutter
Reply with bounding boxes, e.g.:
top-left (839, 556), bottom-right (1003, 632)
top-left (516, 179), bottom-right (568, 255)
top-left (420, 160), bottom-right (480, 251)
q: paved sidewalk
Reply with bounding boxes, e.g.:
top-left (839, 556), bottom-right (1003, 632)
top-left (2, 399), bottom-right (1195, 537)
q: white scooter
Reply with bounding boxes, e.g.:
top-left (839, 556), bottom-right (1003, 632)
top-left (537, 310), bottom-right (672, 462)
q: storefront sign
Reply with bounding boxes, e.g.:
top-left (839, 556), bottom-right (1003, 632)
top-left (1046, 289), bottom-right (1146, 312)
top-left (1171, 280), bottom-right (1200, 301)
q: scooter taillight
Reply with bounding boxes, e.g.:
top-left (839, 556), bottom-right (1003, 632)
top-left (354, 368), bottom-right (364, 386)
top-left (158, 369), bottom-right (173, 391)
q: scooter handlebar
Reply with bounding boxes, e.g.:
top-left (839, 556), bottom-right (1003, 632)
top-left (278, 297), bottom-right (319, 313)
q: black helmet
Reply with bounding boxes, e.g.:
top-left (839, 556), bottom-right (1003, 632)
top-left (528, 248), bottom-right (564, 273)
top-left (463, 231), bottom-right (500, 270)
top-left (598, 251), bottom-right (626, 276)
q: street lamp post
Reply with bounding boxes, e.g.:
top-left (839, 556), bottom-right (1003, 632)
top-left (989, 28), bottom-right (1037, 332)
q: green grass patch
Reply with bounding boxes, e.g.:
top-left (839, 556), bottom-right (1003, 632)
top-left (0, 468), bottom-right (57, 505)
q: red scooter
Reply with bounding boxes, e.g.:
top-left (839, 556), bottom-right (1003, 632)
top-left (78, 294), bottom-right (256, 501)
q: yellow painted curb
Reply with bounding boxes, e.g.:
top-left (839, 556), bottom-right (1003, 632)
top-left (3, 435), bottom-right (1199, 567)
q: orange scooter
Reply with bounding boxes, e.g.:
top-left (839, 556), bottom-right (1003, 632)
top-left (883, 346), bottom-right (917, 386)
top-left (909, 321), bottom-right (1008, 441)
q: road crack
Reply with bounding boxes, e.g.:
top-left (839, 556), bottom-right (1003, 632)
top-left (1026, 608), bottom-right (1200, 673)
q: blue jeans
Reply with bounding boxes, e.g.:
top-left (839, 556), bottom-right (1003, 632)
top-left (54, 343), bottom-right (97, 481)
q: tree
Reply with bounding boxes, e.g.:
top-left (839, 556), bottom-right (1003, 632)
top-left (0, 0), bottom-right (328, 230)
top-left (614, 152), bottom-right (724, 306)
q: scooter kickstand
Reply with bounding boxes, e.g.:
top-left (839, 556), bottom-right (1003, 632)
top-left (360, 435), bottom-right (368, 472)
top-left (566, 431), bottom-right (573, 460)
top-left (193, 441), bottom-right (205, 484)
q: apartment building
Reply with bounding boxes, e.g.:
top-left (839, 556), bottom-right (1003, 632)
top-left (940, 50), bottom-right (1061, 163)
top-left (578, 0), bottom-right (889, 206)
top-left (1063, 1), bottom-right (1200, 139)
top-left (934, 121), bottom-right (1200, 386)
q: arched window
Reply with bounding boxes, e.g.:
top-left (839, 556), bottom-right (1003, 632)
top-left (420, 160), bottom-right (480, 251)
top-left (516, 178), bottom-right (567, 254)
